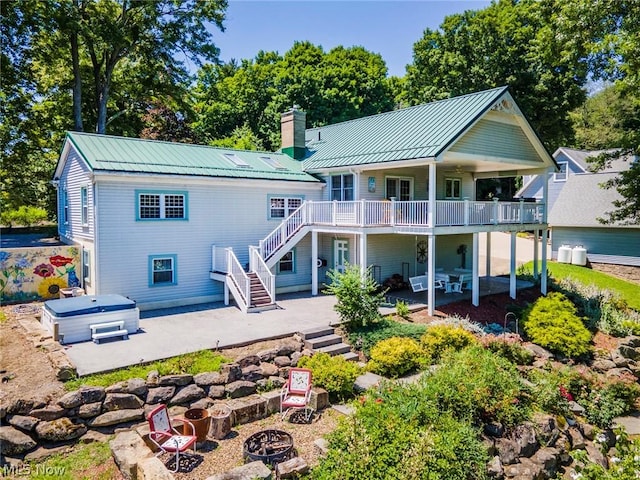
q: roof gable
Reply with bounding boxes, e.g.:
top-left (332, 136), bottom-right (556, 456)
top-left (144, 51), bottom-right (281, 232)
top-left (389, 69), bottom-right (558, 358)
top-left (56, 133), bottom-right (320, 183)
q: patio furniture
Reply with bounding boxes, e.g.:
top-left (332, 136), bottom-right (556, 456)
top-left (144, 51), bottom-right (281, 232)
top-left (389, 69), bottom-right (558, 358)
top-left (409, 272), bottom-right (448, 292)
top-left (147, 404), bottom-right (197, 472)
top-left (280, 367), bottom-right (313, 422)
top-left (446, 274), bottom-right (469, 294)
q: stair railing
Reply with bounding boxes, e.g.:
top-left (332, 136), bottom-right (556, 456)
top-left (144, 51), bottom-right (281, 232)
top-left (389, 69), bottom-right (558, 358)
top-left (226, 248), bottom-right (250, 309)
top-left (259, 202), bottom-right (307, 261)
top-left (249, 245), bottom-right (275, 304)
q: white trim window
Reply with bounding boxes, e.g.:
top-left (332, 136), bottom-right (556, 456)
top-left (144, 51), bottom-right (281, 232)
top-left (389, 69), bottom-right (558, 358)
top-left (82, 249), bottom-right (91, 285)
top-left (444, 178), bottom-right (462, 199)
top-left (554, 162), bottom-right (568, 182)
top-left (80, 186), bottom-right (88, 225)
top-left (62, 189), bottom-right (69, 224)
top-left (137, 192), bottom-right (187, 220)
top-left (385, 176), bottom-right (413, 200)
top-left (331, 174), bottom-right (354, 201)
top-left (269, 196), bottom-right (303, 219)
top-left (278, 250), bottom-right (295, 273)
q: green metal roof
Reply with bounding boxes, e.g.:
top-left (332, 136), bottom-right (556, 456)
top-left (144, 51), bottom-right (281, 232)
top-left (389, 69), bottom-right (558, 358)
top-left (303, 86), bottom-right (509, 170)
top-left (65, 132), bottom-right (320, 183)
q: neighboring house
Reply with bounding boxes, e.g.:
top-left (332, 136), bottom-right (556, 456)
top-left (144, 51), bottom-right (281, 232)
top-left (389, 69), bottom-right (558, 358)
top-left (547, 156), bottom-right (640, 266)
top-left (53, 86), bottom-right (557, 315)
top-left (518, 147), bottom-right (599, 211)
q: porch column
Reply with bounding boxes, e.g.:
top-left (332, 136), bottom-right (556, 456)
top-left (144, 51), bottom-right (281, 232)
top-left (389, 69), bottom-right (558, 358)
top-left (472, 232), bottom-right (479, 307)
top-left (311, 230), bottom-right (318, 295)
top-left (485, 232), bottom-right (491, 278)
top-left (359, 232), bottom-right (367, 277)
top-left (541, 228), bottom-right (548, 295)
top-left (510, 231), bottom-right (517, 299)
top-left (224, 282), bottom-right (230, 305)
top-left (533, 230), bottom-right (539, 279)
top-left (428, 163), bottom-right (436, 226)
top-left (427, 235), bottom-right (436, 316)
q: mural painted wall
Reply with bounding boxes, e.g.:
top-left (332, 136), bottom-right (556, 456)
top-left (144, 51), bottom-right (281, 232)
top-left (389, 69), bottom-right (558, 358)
top-left (0, 246), bottom-right (81, 303)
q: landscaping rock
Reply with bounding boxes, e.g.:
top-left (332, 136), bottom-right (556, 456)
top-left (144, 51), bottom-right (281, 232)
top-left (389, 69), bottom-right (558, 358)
top-left (314, 437), bottom-right (329, 457)
top-left (221, 364), bottom-right (242, 383)
top-left (484, 422), bottom-right (505, 438)
top-left (225, 380), bottom-right (257, 399)
top-left (531, 447), bottom-right (559, 477)
top-left (48, 350), bottom-right (76, 381)
top-left (268, 376), bottom-right (286, 388)
top-left (103, 393), bottom-right (144, 411)
top-left (611, 350), bottom-right (630, 367)
top-left (194, 371), bottom-right (226, 386)
top-left (8, 398), bottom-right (45, 415)
top-left (495, 438), bottom-right (519, 465)
top-left (354, 372), bottom-right (384, 392)
top-left (8, 415), bottom-right (39, 432)
top-left (568, 401), bottom-right (585, 414)
top-left (605, 367), bottom-right (634, 379)
top-left (260, 390), bottom-right (282, 415)
top-left (276, 456), bottom-right (309, 478)
top-left (208, 385), bottom-right (226, 399)
top-left (0, 426), bottom-right (37, 455)
top-left (159, 374), bottom-right (193, 386)
top-left (170, 384), bottom-right (206, 405)
top-left (227, 394), bottom-right (267, 425)
top-left (146, 386), bottom-right (175, 405)
top-left (273, 356), bottom-right (291, 368)
top-left (79, 430), bottom-right (110, 444)
top-left (523, 343), bottom-right (553, 360)
top-left (620, 336), bottom-right (640, 348)
top-left (237, 354), bottom-right (261, 368)
top-left (617, 345), bottom-right (640, 360)
top-left (146, 370), bottom-right (160, 385)
top-left (503, 457), bottom-right (544, 479)
top-left (613, 413), bottom-right (640, 436)
top-left (29, 404), bottom-right (67, 421)
top-left (310, 387), bottom-right (329, 411)
top-left (23, 444), bottom-right (70, 462)
top-left (580, 422), bottom-right (596, 440)
top-left (35, 418), bottom-right (87, 442)
top-left (585, 442), bottom-right (608, 469)
top-left (106, 378), bottom-right (148, 398)
top-left (58, 386), bottom-right (105, 409)
top-left (487, 455), bottom-right (504, 478)
top-left (591, 358), bottom-right (617, 372)
top-left (241, 364), bottom-right (264, 382)
top-left (260, 362), bottom-right (279, 377)
top-left (137, 455), bottom-right (174, 480)
top-left (514, 423), bottom-right (538, 458)
top-left (190, 397), bottom-right (215, 410)
top-left (277, 338), bottom-right (302, 356)
top-left (78, 402), bottom-right (103, 419)
top-left (290, 351), bottom-right (302, 366)
top-left (88, 408), bottom-right (144, 427)
top-left (110, 430), bottom-right (153, 480)
top-left (257, 348), bottom-right (278, 362)
top-left (207, 460), bottom-right (272, 480)
top-left (567, 427), bottom-right (586, 450)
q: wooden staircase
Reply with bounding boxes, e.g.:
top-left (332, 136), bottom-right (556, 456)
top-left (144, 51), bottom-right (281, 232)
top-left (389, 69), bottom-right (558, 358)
top-left (248, 273), bottom-right (277, 312)
top-left (299, 327), bottom-right (359, 362)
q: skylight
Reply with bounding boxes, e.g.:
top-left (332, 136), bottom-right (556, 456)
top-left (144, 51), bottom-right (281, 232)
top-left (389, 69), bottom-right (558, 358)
top-left (260, 156), bottom-right (288, 171)
top-left (222, 153), bottom-right (251, 168)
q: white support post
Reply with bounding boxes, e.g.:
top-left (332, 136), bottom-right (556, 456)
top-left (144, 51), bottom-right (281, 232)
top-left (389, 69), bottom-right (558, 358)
top-left (428, 163), bottom-right (436, 227)
top-left (472, 232), bottom-right (479, 307)
top-left (312, 230), bottom-right (318, 296)
top-left (541, 228), bottom-right (548, 295)
top-left (533, 230), bottom-right (539, 279)
top-left (360, 200), bottom-right (365, 227)
top-left (211, 245), bottom-right (216, 272)
top-left (224, 280), bottom-right (230, 305)
top-left (485, 232), bottom-right (491, 278)
top-left (359, 232), bottom-right (367, 278)
top-left (463, 198), bottom-right (470, 226)
top-left (510, 231), bottom-right (517, 299)
top-left (427, 235), bottom-right (436, 316)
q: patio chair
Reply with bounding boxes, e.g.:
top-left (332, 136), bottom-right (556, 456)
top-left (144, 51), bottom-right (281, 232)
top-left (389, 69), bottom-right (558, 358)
top-left (147, 404), bottom-right (198, 472)
top-left (280, 367), bottom-right (313, 422)
top-left (409, 275), bottom-right (427, 292)
top-left (447, 274), bottom-right (468, 294)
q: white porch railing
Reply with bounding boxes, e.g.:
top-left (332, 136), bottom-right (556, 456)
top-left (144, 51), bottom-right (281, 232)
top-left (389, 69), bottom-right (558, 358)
top-left (249, 245), bottom-right (275, 304)
top-left (227, 248), bottom-right (250, 308)
top-left (211, 245), bottom-right (230, 273)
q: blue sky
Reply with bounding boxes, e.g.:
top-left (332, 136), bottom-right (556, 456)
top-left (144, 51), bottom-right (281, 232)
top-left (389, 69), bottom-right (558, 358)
top-left (209, 1), bottom-right (491, 78)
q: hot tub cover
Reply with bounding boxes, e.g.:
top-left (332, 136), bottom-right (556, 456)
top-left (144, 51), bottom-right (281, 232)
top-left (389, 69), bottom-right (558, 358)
top-left (44, 294), bottom-right (136, 318)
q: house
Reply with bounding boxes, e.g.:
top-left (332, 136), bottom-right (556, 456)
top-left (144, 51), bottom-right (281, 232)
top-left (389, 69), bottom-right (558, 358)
top-left (546, 155), bottom-right (639, 266)
top-left (53, 86), bottom-right (556, 315)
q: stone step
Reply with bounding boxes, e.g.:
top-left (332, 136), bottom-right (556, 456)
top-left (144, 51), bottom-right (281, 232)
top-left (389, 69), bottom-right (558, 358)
top-left (341, 351), bottom-right (360, 362)
top-left (315, 342), bottom-right (351, 356)
top-left (304, 334), bottom-right (342, 350)
top-left (298, 326), bottom-right (335, 340)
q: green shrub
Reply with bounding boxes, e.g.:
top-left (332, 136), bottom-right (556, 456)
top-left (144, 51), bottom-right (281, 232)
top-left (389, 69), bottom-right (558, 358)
top-left (312, 382), bottom-right (488, 480)
top-left (483, 336), bottom-right (534, 365)
top-left (422, 346), bottom-right (529, 426)
top-left (525, 368), bottom-right (574, 417)
top-left (571, 428), bottom-right (640, 479)
top-left (1, 206), bottom-right (48, 227)
top-left (421, 324), bottom-right (478, 362)
top-left (367, 337), bottom-right (427, 378)
top-left (324, 264), bottom-right (386, 331)
top-left (347, 318), bottom-right (426, 356)
top-left (395, 300), bottom-right (410, 319)
top-left (298, 353), bottom-right (362, 400)
top-left (582, 377), bottom-right (640, 429)
top-left (523, 292), bottom-right (593, 358)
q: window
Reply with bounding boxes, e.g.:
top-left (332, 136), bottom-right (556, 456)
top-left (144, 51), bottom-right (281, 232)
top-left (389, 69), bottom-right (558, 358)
top-left (260, 156), bottom-right (287, 170)
top-left (278, 250), bottom-right (295, 274)
top-left (554, 162), bottom-right (568, 182)
top-left (62, 189), bottom-right (68, 224)
top-left (222, 152), bottom-right (251, 168)
top-left (82, 249), bottom-right (90, 284)
top-left (137, 191), bottom-right (188, 220)
top-left (331, 174), bottom-right (354, 201)
top-left (149, 255), bottom-right (177, 286)
top-left (80, 186), bottom-right (88, 225)
top-left (269, 196), bottom-right (303, 219)
top-left (385, 177), bottom-right (413, 200)
top-left (444, 178), bottom-right (461, 199)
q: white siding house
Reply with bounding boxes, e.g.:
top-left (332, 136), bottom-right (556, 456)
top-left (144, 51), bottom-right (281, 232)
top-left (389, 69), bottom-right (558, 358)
top-left (54, 86), bottom-right (557, 314)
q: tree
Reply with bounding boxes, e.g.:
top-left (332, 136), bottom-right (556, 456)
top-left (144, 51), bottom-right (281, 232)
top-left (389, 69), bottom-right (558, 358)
top-left (405, 0), bottom-right (588, 151)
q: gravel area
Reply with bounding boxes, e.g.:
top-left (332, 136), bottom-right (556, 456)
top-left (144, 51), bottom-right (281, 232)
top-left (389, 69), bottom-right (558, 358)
top-left (172, 408), bottom-right (341, 479)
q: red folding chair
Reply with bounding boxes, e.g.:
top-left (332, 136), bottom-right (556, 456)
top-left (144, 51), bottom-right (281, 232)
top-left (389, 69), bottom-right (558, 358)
top-left (280, 367), bottom-right (313, 422)
top-left (147, 404), bottom-right (197, 472)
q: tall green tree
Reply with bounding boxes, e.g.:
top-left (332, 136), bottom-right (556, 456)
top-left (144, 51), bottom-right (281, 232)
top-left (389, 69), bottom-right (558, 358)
top-left (405, 0), bottom-right (588, 151)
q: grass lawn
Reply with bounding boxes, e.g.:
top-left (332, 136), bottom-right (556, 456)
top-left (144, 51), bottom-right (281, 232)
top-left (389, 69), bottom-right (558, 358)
top-left (27, 440), bottom-right (117, 480)
top-left (524, 261), bottom-right (640, 311)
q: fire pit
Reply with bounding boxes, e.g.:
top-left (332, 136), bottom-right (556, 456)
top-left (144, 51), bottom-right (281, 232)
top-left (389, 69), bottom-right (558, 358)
top-left (243, 429), bottom-right (294, 466)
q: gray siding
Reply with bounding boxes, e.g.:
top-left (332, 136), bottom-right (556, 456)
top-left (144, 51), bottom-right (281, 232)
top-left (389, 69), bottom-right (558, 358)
top-left (95, 179), bottom-right (322, 306)
top-left (552, 227), bottom-right (640, 265)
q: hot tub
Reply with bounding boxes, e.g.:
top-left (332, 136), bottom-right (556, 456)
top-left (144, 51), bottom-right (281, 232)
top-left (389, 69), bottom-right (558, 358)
top-left (42, 294), bottom-right (139, 344)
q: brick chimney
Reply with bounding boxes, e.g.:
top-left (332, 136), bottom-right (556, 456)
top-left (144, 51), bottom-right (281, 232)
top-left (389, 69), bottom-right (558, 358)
top-left (281, 106), bottom-right (306, 160)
